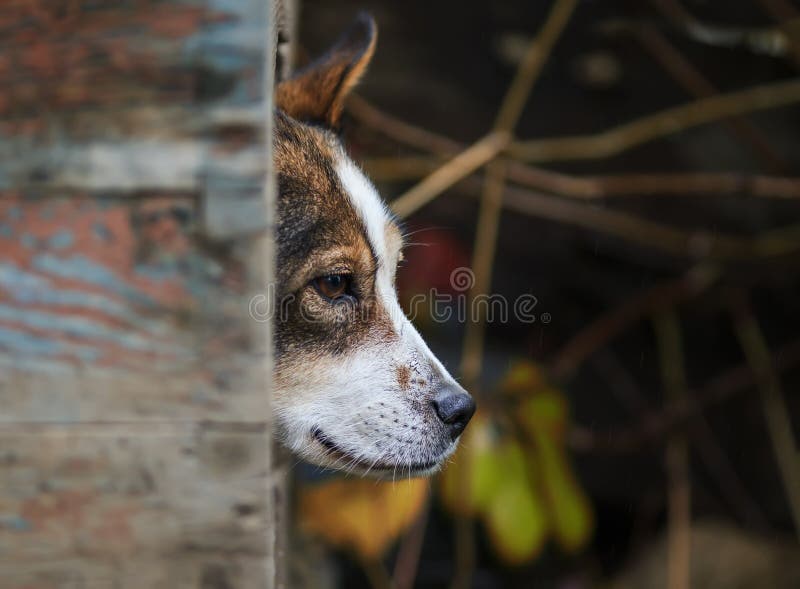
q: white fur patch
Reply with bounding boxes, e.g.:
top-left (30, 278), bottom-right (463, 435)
top-left (336, 152), bottom-right (461, 380)
top-left (335, 157), bottom-right (390, 269)
top-left (335, 157), bottom-right (402, 325)
top-left (272, 152), bottom-right (469, 478)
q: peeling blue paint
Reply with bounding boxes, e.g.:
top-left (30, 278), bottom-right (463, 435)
top-left (0, 326), bottom-right (99, 361)
top-left (92, 222), bottom-right (113, 242)
top-left (0, 354), bottom-right (74, 376)
top-left (48, 229), bottom-right (74, 250)
top-left (185, 0), bottom-right (267, 104)
top-left (0, 264), bottom-right (171, 335)
top-left (32, 254), bottom-right (157, 307)
top-left (41, 204), bottom-right (55, 220)
top-left (134, 263), bottom-right (180, 283)
top-left (0, 515), bottom-right (31, 532)
top-left (20, 233), bottom-right (37, 249)
top-left (0, 305), bottom-right (183, 356)
top-left (0, 326), bottom-right (63, 355)
top-left (0, 264), bottom-right (49, 290)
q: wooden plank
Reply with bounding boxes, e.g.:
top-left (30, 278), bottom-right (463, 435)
top-left (0, 425), bottom-right (275, 559)
top-left (0, 0), bottom-right (270, 192)
top-left (2, 556), bottom-right (271, 589)
top-left (0, 0), bottom-right (282, 586)
top-left (0, 194), bottom-right (269, 422)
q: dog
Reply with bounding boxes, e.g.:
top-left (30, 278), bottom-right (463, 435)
top-left (272, 13), bottom-right (475, 478)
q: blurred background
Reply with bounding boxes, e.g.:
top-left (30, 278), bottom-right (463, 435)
top-left (1, 0), bottom-right (799, 588)
top-left (290, 0), bottom-right (800, 587)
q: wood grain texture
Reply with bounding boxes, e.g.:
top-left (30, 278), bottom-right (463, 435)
top-left (0, 1), bottom-right (281, 586)
top-left (0, 194), bottom-right (269, 421)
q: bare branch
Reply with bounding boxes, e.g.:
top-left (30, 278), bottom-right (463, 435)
top-left (654, 311), bottom-right (691, 589)
top-left (509, 78), bottom-right (800, 163)
top-left (568, 339), bottom-right (800, 453)
top-left (628, 20), bottom-right (786, 171)
top-left (389, 132), bottom-right (510, 218)
top-left (392, 494), bottom-right (432, 589)
top-left (469, 180), bottom-right (800, 261)
top-left (351, 102), bottom-right (800, 201)
top-left (452, 2), bottom-right (580, 588)
top-left (551, 266), bottom-right (718, 380)
top-left (731, 296), bottom-right (800, 540)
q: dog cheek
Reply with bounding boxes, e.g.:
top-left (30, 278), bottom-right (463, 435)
top-left (395, 364), bottom-right (411, 391)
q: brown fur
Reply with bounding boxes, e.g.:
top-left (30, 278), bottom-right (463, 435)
top-left (275, 13), bottom-right (376, 128)
top-left (273, 112), bottom-right (398, 361)
top-left (270, 13), bottom-right (473, 477)
top-left (396, 365), bottom-right (412, 391)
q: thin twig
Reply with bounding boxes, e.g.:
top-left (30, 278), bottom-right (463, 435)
top-left (630, 485), bottom-right (667, 555)
top-left (508, 77), bottom-right (800, 162)
top-left (389, 131), bottom-right (510, 218)
top-left (552, 266), bottom-right (719, 380)
top-left (758, 0), bottom-right (800, 21)
top-left (392, 493), bottom-right (432, 589)
top-left (460, 160), bottom-right (508, 384)
top-left (350, 93), bottom-right (800, 200)
top-left (591, 352), bottom-right (770, 531)
top-left (364, 155), bottom-right (800, 199)
top-left (649, 0), bottom-right (790, 57)
top-left (450, 517), bottom-right (476, 589)
top-left (452, 2), bottom-right (580, 588)
top-left (631, 20), bottom-right (786, 171)
top-left (352, 102), bottom-right (800, 201)
top-left (501, 169), bottom-right (800, 200)
top-left (731, 295), bottom-right (800, 539)
top-left (491, 2), bottom-right (578, 132)
top-left (480, 180), bottom-right (800, 261)
top-left (360, 557), bottom-right (392, 589)
top-left (756, 0), bottom-right (800, 68)
top-left (347, 93), bottom-right (462, 155)
top-left (689, 418), bottom-right (772, 533)
top-left (568, 338), bottom-right (800, 453)
top-left (654, 311), bottom-right (691, 589)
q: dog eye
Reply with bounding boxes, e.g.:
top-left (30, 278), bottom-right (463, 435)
top-left (313, 274), bottom-right (353, 301)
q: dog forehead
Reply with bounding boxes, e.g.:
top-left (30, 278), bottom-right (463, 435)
top-left (274, 111), bottom-right (398, 266)
top-left (274, 113), bottom-right (373, 277)
top-left (274, 112), bottom-right (341, 201)
top-left (335, 157), bottom-right (394, 263)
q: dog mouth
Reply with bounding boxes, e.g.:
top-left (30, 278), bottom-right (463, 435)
top-left (311, 427), bottom-right (440, 474)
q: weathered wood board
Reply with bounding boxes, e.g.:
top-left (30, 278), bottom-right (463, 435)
top-left (0, 1), bottom-right (280, 587)
top-left (0, 425), bottom-right (276, 587)
top-left (0, 194), bottom-right (269, 421)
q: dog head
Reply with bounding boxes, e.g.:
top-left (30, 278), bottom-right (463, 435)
top-left (272, 14), bottom-right (475, 478)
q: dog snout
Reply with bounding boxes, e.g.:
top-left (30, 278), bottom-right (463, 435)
top-left (432, 385), bottom-right (476, 440)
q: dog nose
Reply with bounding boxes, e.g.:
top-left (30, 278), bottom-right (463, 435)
top-left (432, 386), bottom-right (476, 439)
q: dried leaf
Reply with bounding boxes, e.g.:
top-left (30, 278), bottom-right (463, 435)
top-left (483, 440), bottom-right (548, 564)
top-left (520, 394), bottom-right (594, 552)
top-left (501, 360), bottom-right (547, 396)
top-left (537, 429), bottom-right (593, 551)
top-left (440, 412), bottom-right (502, 515)
top-left (299, 477), bottom-right (428, 559)
top-left (519, 388), bottom-right (568, 436)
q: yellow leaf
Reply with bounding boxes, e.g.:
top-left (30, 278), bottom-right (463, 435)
top-left (535, 430), bottom-right (594, 552)
top-left (299, 477), bottom-right (428, 559)
top-left (483, 440), bottom-right (548, 564)
top-left (518, 390), bottom-right (568, 438)
top-left (500, 359), bottom-right (546, 396)
top-left (440, 412), bottom-right (502, 515)
top-left (519, 391), bottom-right (593, 552)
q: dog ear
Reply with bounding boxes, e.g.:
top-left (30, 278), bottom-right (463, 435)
top-left (276, 13), bottom-right (376, 129)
